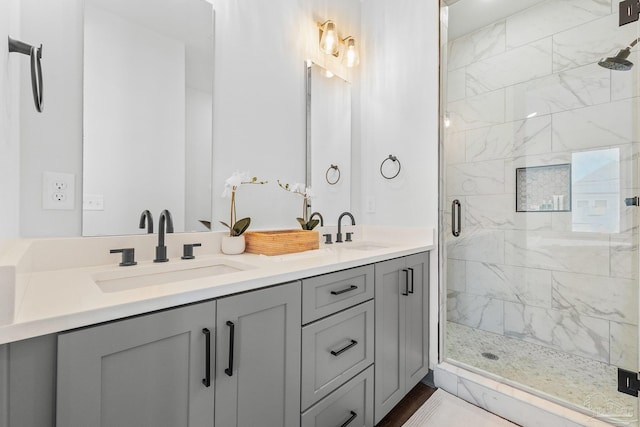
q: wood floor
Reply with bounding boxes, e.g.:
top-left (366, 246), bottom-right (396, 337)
top-left (375, 383), bottom-right (438, 427)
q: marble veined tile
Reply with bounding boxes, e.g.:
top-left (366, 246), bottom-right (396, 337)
top-left (466, 38), bottom-right (552, 96)
top-left (504, 230), bottom-right (610, 275)
top-left (504, 302), bottom-right (610, 363)
top-left (506, 0), bottom-right (611, 49)
top-left (447, 90), bottom-right (505, 132)
top-left (552, 98), bottom-right (640, 152)
top-left (465, 194), bottom-right (551, 231)
top-left (446, 159), bottom-right (505, 196)
top-left (447, 258), bottom-right (467, 292)
top-left (552, 271), bottom-right (637, 324)
top-left (466, 115), bottom-right (551, 162)
top-left (443, 130), bottom-right (465, 165)
top-left (610, 321), bottom-right (638, 371)
top-left (448, 21), bottom-right (506, 71)
top-left (448, 68), bottom-right (466, 102)
top-left (610, 233), bottom-right (638, 280)
top-left (505, 63), bottom-right (610, 122)
top-left (553, 14), bottom-right (639, 72)
top-left (466, 261), bottom-right (552, 308)
top-left (448, 227), bottom-right (505, 264)
top-left (448, 291), bottom-right (504, 334)
top-left (611, 50), bottom-right (640, 101)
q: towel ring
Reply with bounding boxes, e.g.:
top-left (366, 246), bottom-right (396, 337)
top-left (8, 37), bottom-right (43, 113)
top-left (380, 155), bottom-right (401, 180)
top-left (326, 164), bottom-right (341, 185)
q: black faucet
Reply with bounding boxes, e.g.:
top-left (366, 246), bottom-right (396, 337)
top-left (336, 212), bottom-right (355, 243)
top-left (310, 212), bottom-right (324, 227)
top-left (154, 210), bottom-right (174, 263)
top-left (139, 210), bottom-right (154, 233)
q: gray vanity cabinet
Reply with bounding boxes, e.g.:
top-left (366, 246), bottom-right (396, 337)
top-left (374, 252), bottom-right (429, 424)
top-left (56, 301), bottom-right (216, 427)
top-left (215, 281), bottom-right (302, 427)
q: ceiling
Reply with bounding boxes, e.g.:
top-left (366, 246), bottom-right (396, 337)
top-left (446, 0), bottom-right (548, 40)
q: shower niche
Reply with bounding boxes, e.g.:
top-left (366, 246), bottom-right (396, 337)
top-left (515, 164), bottom-right (571, 212)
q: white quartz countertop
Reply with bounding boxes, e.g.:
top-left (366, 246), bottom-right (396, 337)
top-left (0, 226), bottom-right (434, 345)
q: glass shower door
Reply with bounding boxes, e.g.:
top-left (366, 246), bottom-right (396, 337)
top-left (440, 0), bottom-right (640, 424)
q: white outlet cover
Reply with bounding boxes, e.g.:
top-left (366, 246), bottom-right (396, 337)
top-left (43, 171), bottom-right (75, 210)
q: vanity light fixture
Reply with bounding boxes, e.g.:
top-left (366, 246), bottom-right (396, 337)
top-left (318, 20), bottom-right (339, 56)
top-left (342, 37), bottom-right (359, 68)
top-left (317, 20), bottom-right (360, 68)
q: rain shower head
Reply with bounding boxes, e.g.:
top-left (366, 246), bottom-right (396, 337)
top-left (598, 38), bottom-right (639, 71)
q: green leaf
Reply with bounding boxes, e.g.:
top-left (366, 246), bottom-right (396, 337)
top-left (307, 219), bottom-right (320, 230)
top-left (296, 218), bottom-right (306, 228)
top-left (219, 221), bottom-right (231, 230)
top-left (232, 217), bottom-right (251, 236)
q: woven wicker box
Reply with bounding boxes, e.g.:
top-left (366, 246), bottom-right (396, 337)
top-left (244, 229), bottom-right (319, 256)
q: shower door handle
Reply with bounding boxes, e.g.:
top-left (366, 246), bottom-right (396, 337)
top-left (452, 199), bottom-right (461, 237)
top-left (625, 196), bottom-right (639, 206)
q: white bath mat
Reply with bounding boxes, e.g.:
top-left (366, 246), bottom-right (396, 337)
top-left (402, 389), bottom-right (518, 427)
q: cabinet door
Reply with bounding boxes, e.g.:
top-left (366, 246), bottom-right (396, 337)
top-left (374, 257), bottom-right (407, 424)
top-left (57, 301), bottom-right (216, 427)
top-left (404, 252), bottom-right (429, 389)
top-left (215, 282), bottom-right (301, 427)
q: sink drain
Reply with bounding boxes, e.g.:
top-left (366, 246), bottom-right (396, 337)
top-left (481, 352), bottom-right (499, 360)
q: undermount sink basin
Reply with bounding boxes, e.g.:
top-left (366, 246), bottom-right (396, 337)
top-left (342, 242), bottom-right (389, 251)
top-left (93, 259), bottom-right (254, 293)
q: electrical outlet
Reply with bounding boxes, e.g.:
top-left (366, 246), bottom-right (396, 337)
top-left (43, 171), bottom-right (75, 210)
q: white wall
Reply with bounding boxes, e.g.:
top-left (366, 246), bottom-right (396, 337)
top-left (82, 5), bottom-right (186, 236)
top-left (211, 0), bottom-right (361, 231)
top-left (0, 0), bottom-right (20, 238)
top-left (359, 0), bottom-right (440, 366)
top-left (19, 0), bottom-right (83, 237)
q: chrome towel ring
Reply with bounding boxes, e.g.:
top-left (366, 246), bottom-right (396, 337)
top-left (8, 37), bottom-right (43, 113)
top-left (380, 155), bottom-right (401, 179)
top-left (326, 164), bottom-right (341, 185)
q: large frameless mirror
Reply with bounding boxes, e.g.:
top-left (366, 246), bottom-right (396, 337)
top-left (82, 0), bottom-right (214, 236)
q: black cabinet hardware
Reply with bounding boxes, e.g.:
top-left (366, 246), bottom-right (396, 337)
top-left (225, 321), bottom-right (235, 376)
top-left (340, 411), bottom-right (358, 427)
top-left (402, 269), bottom-right (409, 296)
top-left (330, 339), bottom-right (358, 356)
top-left (202, 328), bottom-right (211, 387)
top-left (331, 285), bottom-right (358, 295)
top-left (408, 267), bottom-right (414, 294)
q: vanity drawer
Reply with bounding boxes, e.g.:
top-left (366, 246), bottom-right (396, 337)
top-left (301, 301), bottom-right (374, 410)
top-left (302, 265), bottom-right (374, 324)
top-left (301, 365), bottom-right (374, 427)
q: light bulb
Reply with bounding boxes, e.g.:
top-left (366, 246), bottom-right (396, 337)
top-left (342, 37), bottom-right (359, 68)
top-left (319, 21), bottom-right (339, 55)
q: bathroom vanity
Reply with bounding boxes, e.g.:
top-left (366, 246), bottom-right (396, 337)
top-left (0, 226), bottom-right (433, 427)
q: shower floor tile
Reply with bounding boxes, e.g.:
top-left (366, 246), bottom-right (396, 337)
top-left (446, 322), bottom-right (638, 425)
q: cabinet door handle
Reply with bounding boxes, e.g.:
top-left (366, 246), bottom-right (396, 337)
top-left (202, 328), bottom-right (211, 387)
top-left (402, 269), bottom-right (409, 296)
top-left (224, 321), bottom-right (235, 377)
top-left (331, 285), bottom-right (358, 295)
top-left (330, 339), bottom-right (358, 356)
top-left (408, 267), bottom-right (414, 294)
top-left (339, 411), bottom-right (357, 427)
top-left (452, 199), bottom-right (461, 237)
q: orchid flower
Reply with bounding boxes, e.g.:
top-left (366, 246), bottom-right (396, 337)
top-left (220, 171), bottom-right (267, 236)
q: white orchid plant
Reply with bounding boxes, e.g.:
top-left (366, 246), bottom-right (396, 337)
top-left (277, 180), bottom-right (319, 230)
top-left (220, 171), bottom-right (267, 236)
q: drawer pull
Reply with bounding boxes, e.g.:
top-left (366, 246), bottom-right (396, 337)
top-left (224, 321), bottom-right (235, 377)
top-left (202, 328), bottom-right (211, 387)
top-left (402, 269), bottom-right (409, 296)
top-left (340, 411), bottom-right (357, 427)
top-left (331, 285), bottom-right (358, 295)
top-left (330, 339), bottom-right (358, 356)
top-left (408, 267), bottom-right (414, 294)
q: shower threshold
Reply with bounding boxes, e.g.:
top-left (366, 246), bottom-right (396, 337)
top-left (446, 322), bottom-right (638, 426)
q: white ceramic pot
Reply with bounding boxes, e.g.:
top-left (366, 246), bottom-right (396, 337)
top-left (221, 235), bottom-right (245, 255)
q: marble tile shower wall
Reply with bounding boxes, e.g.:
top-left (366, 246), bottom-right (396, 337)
top-left (445, 0), bottom-right (640, 369)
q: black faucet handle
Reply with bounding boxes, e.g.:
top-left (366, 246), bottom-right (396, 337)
top-left (323, 233), bottom-right (333, 244)
top-left (345, 232), bottom-right (354, 242)
top-left (110, 248), bottom-right (137, 267)
top-left (182, 243), bottom-right (202, 260)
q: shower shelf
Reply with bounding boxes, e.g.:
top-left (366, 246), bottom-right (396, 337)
top-left (516, 164), bottom-right (571, 212)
